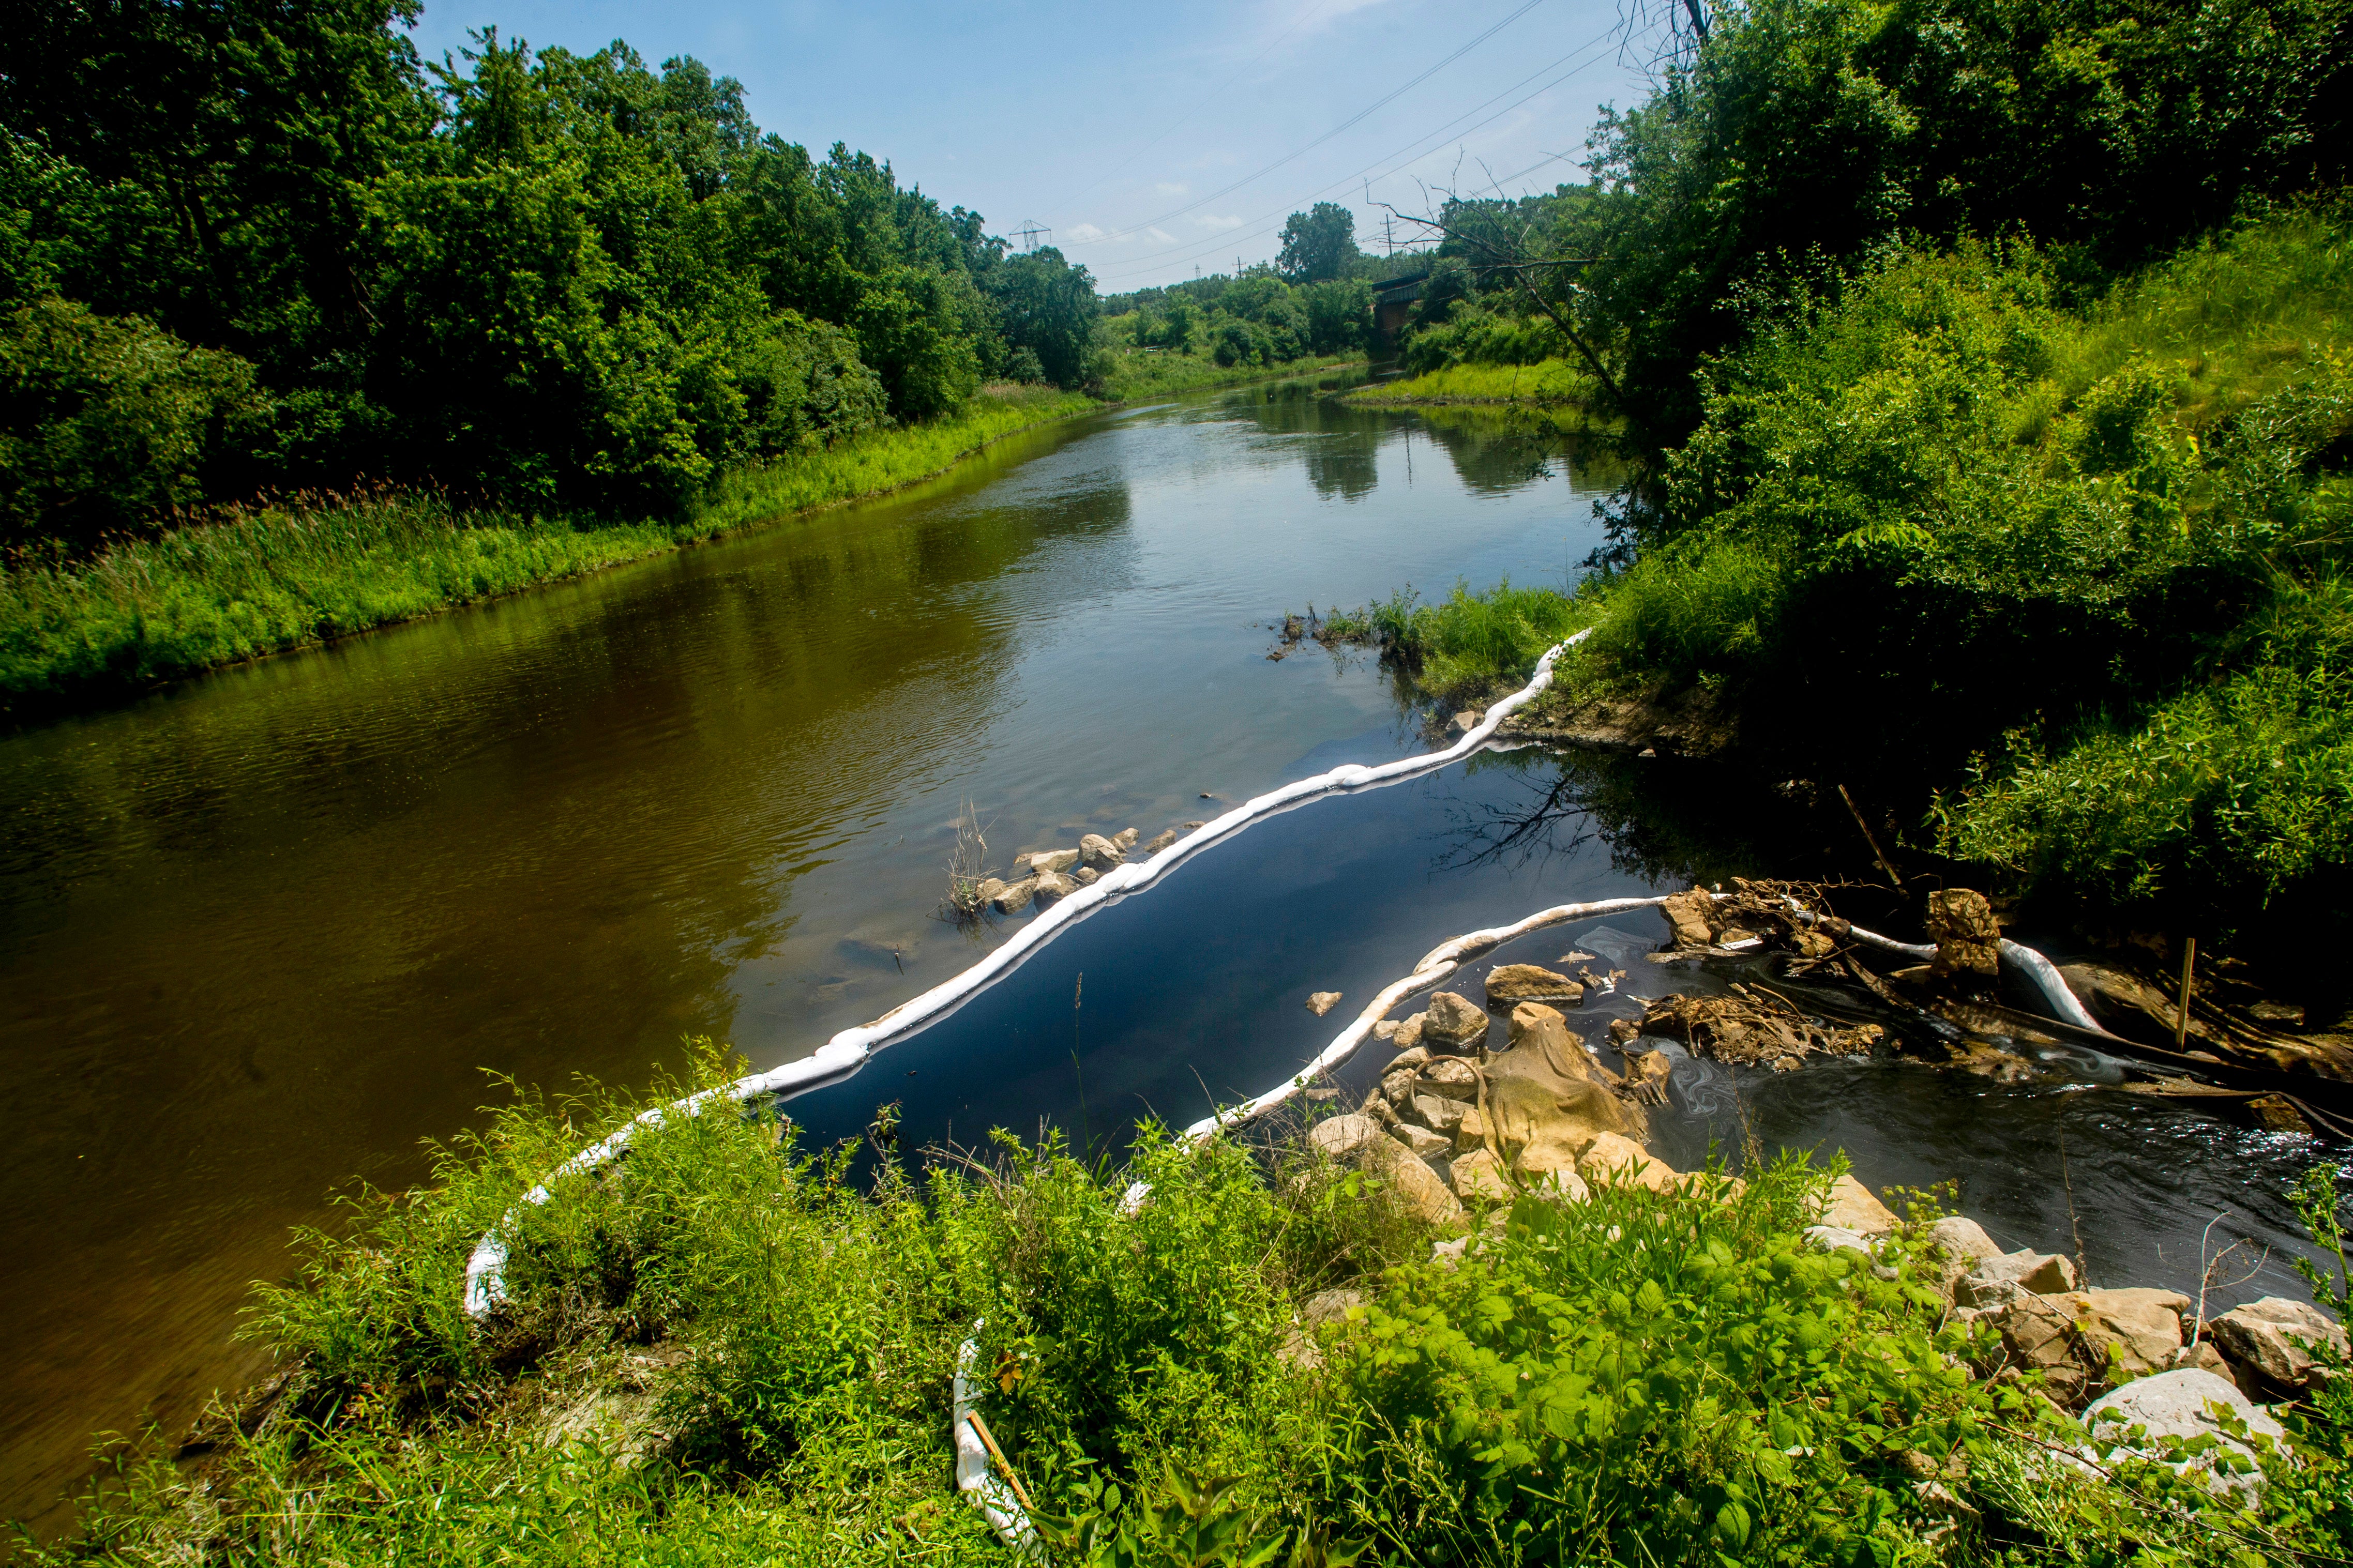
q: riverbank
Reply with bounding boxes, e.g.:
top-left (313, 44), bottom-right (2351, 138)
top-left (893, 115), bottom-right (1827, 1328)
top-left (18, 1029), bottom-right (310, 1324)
top-left (1097, 344), bottom-right (1365, 401)
top-left (32, 1018), bottom-right (2348, 1566)
top-left (1343, 358), bottom-right (1616, 431)
top-left (0, 388), bottom-right (1100, 721)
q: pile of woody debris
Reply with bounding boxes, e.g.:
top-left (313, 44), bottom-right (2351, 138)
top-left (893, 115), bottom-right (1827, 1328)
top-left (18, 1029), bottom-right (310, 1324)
top-left (1620, 984), bottom-right (1883, 1071)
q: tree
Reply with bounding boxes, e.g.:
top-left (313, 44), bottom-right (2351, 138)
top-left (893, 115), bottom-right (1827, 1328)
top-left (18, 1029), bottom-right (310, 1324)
top-left (986, 247), bottom-right (1097, 387)
top-left (1277, 203), bottom-right (1359, 284)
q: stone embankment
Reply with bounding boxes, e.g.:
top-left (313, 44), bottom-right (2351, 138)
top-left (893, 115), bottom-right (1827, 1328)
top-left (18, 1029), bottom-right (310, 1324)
top-left (1307, 928), bottom-right (2345, 1487)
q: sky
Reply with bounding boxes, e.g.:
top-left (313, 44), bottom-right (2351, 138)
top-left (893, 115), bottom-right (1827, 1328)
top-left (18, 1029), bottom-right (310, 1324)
top-left (404, 0), bottom-right (1657, 292)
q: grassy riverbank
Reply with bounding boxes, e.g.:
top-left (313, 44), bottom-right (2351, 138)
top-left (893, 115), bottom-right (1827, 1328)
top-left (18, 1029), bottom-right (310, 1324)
top-left (1345, 357), bottom-right (1612, 425)
top-left (0, 388), bottom-right (1097, 718)
top-left (1097, 343), bottom-right (1364, 401)
top-left (31, 1046), bottom-right (2350, 1566)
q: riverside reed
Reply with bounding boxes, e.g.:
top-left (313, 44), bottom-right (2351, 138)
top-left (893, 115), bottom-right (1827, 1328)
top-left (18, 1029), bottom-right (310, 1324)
top-left (0, 389), bottom-right (1095, 713)
top-left (30, 1043), bottom-right (2352, 1566)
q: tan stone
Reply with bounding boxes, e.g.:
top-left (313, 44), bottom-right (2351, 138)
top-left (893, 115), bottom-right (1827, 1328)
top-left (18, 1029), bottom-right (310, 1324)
top-left (1306, 991), bottom-right (1342, 1016)
top-left (1659, 889), bottom-right (1717, 948)
top-left (1143, 829), bottom-right (1178, 855)
top-left (1111, 827), bottom-right (1139, 851)
top-left (1385, 1150), bottom-right (1466, 1228)
top-left (1486, 964), bottom-right (1584, 1007)
top-left (1391, 1014), bottom-right (1424, 1051)
top-left (1395, 1122), bottom-right (1452, 1162)
top-left (1453, 1103), bottom-right (1489, 1153)
top-left (1420, 1056), bottom-right (1478, 1100)
top-left (1309, 1114), bottom-right (1387, 1161)
top-left (1926, 888), bottom-right (2001, 979)
top-left (1024, 848), bottom-right (1079, 874)
top-left (1423, 992), bottom-right (1490, 1049)
top-left (1507, 1003), bottom-right (1591, 1070)
top-left (2209, 1297), bottom-right (2350, 1390)
top-left (1079, 832), bottom-right (1124, 871)
top-left (989, 877), bottom-right (1039, 913)
top-left (1823, 1174), bottom-right (1900, 1237)
top-left (1032, 871), bottom-right (1078, 904)
top-left (1579, 1132), bottom-right (1679, 1192)
top-left (1450, 1148), bottom-right (1514, 1204)
top-left (2001, 1288), bottom-right (2189, 1389)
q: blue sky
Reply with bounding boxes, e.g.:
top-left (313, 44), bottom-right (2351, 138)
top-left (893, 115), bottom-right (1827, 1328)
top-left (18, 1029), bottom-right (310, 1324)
top-left (405, 0), bottom-right (1652, 291)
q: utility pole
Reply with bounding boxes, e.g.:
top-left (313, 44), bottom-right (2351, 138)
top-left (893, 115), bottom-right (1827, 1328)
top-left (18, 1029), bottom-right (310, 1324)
top-left (1013, 219), bottom-right (1049, 253)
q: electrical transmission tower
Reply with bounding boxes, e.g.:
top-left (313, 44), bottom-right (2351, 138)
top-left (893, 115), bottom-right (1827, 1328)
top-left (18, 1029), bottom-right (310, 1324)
top-left (1012, 219), bottom-right (1050, 253)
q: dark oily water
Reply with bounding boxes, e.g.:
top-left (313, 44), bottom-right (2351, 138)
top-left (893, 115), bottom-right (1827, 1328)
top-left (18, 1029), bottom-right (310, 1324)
top-left (795, 743), bottom-right (2335, 1311)
top-left (0, 375), bottom-right (1613, 1527)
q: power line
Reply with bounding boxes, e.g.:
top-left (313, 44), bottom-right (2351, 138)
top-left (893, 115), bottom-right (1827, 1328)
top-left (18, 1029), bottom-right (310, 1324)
top-left (1090, 26), bottom-right (1618, 284)
top-left (1060, 0), bottom-right (1550, 249)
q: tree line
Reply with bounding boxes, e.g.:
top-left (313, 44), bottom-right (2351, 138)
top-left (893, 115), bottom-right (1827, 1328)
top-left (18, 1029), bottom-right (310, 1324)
top-left (0, 2), bottom-right (1112, 548)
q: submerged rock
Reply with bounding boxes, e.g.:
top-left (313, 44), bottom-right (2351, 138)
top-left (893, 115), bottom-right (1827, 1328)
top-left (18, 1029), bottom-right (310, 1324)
top-left (1074, 866), bottom-right (1100, 886)
top-left (1486, 963), bottom-right (1583, 1007)
top-left (1144, 829), bottom-right (1178, 854)
top-left (1111, 827), bottom-right (1139, 852)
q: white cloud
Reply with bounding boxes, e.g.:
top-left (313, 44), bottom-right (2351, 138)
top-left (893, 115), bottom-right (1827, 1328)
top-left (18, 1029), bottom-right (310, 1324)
top-left (1067, 222), bottom-right (1109, 242)
top-left (1155, 181), bottom-right (1188, 196)
top-left (1147, 227), bottom-right (1176, 243)
top-left (1197, 213), bottom-right (1244, 231)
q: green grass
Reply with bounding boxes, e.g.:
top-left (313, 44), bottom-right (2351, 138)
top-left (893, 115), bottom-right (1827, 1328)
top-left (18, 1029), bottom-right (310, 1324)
top-left (1328, 579), bottom-right (1599, 699)
top-left (1345, 356), bottom-right (1610, 420)
top-left (0, 388), bottom-right (1099, 717)
top-left (1096, 344), bottom-right (1363, 402)
top-left (31, 1045), bottom-right (2351, 1565)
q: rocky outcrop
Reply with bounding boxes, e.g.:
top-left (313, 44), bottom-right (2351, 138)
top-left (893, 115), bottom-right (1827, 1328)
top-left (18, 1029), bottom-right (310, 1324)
top-left (1485, 964), bottom-right (1583, 1007)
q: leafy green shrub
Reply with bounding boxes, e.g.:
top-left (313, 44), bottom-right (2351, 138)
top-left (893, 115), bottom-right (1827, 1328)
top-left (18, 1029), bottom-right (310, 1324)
top-left (1352, 579), bottom-right (1595, 696)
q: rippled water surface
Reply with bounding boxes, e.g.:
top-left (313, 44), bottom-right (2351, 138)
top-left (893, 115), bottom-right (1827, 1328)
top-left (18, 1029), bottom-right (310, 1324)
top-left (0, 375), bottom-right (2334, 1531)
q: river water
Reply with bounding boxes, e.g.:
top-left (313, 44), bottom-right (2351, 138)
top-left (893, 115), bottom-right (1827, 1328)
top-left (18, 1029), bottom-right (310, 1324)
top-left (0, 375), bottom-right (2334, 1532)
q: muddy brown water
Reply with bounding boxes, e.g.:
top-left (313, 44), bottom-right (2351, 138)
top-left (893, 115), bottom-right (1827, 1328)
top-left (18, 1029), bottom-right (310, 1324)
top-left (0, 374), bottom-right (2341, 1535)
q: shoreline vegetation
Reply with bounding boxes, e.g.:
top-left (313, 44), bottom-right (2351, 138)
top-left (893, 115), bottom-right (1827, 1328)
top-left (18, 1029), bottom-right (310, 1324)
top-left (0, 387), bottom-right (1102, 719)
top-left (27, 1036), bottom-right (2349, 1566)
top-left (1341, 358), bottom-right (1620, 432)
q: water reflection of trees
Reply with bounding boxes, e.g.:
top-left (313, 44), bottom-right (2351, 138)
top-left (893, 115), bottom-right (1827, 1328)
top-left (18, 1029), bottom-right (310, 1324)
top-left (1434, 747), bottom-right (1815, 885)
top-left (1415, 406), bottom-right (1632, 496)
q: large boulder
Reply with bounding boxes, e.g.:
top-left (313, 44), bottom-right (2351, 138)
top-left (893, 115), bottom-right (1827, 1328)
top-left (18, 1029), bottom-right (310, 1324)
top-left (1422, 992), bottom-right (1490, 1051)
top-left (1308, 1114), bottom-right (1464, 1228)
top-left (2208, 1297), bottom-right (2349, 1391)
top-left (1483, 1006), bottom-right (1636, 1183)
top-left (1822, 1175), bottom-right (1900, 1237)
top-left (1309, 1115), bottom-right (1386, 1161)
top-left (1079, 833), bottom-right (1124, 872)
top-left (1486, 964), bottom-right (1583, 1008)
top-left (1925, 889), bottom-right (2001, 980)
top-left (1992, 1288), bottom-right (2189, 1400)
top-left (2080, 1369), bottom-right (2286, 1499)
top-left (1956, 1248), bottom-right (2079, 1308)
top-left (1386, 1150), bottom-right (1466, 1228)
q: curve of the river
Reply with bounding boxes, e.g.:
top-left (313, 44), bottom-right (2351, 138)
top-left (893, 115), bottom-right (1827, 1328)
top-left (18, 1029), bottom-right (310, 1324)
top-left (0, 374), bottom-right (2329, 1532)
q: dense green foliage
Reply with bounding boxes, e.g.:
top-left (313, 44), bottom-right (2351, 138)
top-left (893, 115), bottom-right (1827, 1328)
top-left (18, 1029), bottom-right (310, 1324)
top-left (0, 387), bottom-right (1093, 713)
top-left (34, 1051), bottom-right (2352, 1565)
top-left (0, 3), bottom-right (1106, 543)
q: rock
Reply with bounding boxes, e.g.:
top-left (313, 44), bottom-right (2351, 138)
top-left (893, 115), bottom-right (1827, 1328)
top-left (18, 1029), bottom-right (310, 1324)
top-left (1823, 1174), bottom-right (1900, 1237)
top-left (1387, 1150), bottom-right (1466, 1227)
top-left (1372, 1019), bottom-right (1400, 1042)
top-left (1925, 889), bottom-right (2001, 980)
top-left (1450, 1147), bottom-right (1514, 1203)
top-left (1507, 1002), bottom-right (1588, 1065)
top-left (1306, 991), bottom-right (1343, 1017)
top-left (1484, 1005), bottom-right (1637, 1184)
top-left (1957, 1249), bottom-right (2079, 1308)
top-left (1032, 871), bottom-right (1078, 904)
top-left (1658, 889), bottom-right (1717, 948)
top-left (1025, 848), bottom-right (1079, 874)
top-left (1406, 1093), bottom-right (1467, 1137)
top-left (1111, 827), bottom-right (1139, 851)
top-left (2246, 1094), bottom-right (2314, 1134)
top-left (1422, 992), bottom-right (1490, 1050)
top-left (1807, 1224), bottom-right (1879, 1255)
top-left (1388, 1045), bottom-right (1430, 1071)
top-left (1144, 829), bottom-right (1178, 854)
top-left (1395, 1122), bottom-right (1452, 1162)
top-left (1452, 1104), bottom-right (1489, 1152)
top-left (1074, 866), bottom-right (1100, 885)
top-left (975, 877), bottom-right (1006, 902)
top-left (1578, 1131), bottom-right (1679, 1192)
top-left (1449, 707), bottom-right (1487, 733)
top-left (1524, 1164), bottom-right (1591, 1204)
top-left (1380, 1069), bottom-right (1419, 1107)
top-left (1992, 1287), bottom-right (2186, 1393)
top-left (1626, 1049), bottom-right (1673, 1095)
top-left (1486, 964), bottom-right (1584, 1007)
top-left (1927, 1215), bottom-right (2000, 1269)
top-left (2080, 1369), bottom-right (2286, 1498)
top-left (1391, 1014), bottom-right (1424, 1051)
top-left (2160, 1339), bottom-right (2233, 1378)
top-left (2208, 1297), bottom-right (2349, 1391)
top-left (1607, 1017), bottom-right (1640, 1046)
top-left (1079, 833), bottom-right (1124, 871)
top-left (1420, 1056), bottom-right (1479, 1101)
top-left (1301, 1287), bottom-right (1362, 1328)
top-left (1309, 1115), bottom-right (1386, 1161)
top-left (990, 877), bottom-right (1039, 913)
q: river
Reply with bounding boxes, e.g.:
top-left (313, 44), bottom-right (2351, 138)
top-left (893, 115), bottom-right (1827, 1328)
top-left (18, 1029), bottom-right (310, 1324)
top-left (0, 374), bottom-right (2329, 1533)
